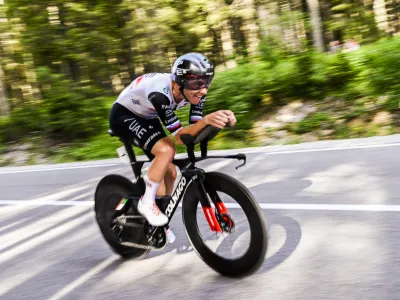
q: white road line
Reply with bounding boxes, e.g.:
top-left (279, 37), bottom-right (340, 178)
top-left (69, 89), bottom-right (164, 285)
top-left (2, 200), bottom-right (400, 212)
top-left (0, 200), bottom-right (93, 206)
top-left (0, 163), bottom-right (118, 174)
top-left (47, 255), bottom-right (116, 300)
top-left (0, 206), bottom-right (89, 252)
top-left (0, 219), bottom-right (27, 234)
top-left (0, 226), bottom-right (99, 298)
top-left (235, 142), bottom-right (400, 156)
top-left (256, 203), bottom-right (400, 212)
top-left (0, 213), bottom-right (92, 264)
top-left (1, 140), bottom-right (400, 174)
top-left (208, 141), bottom-right (400, 156)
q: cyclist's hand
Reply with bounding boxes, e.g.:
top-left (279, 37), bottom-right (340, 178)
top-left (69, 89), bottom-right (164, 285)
top-left (222, 110), bottom-right (236, 127)
top-left (204, 111), bottom-right (230, 128)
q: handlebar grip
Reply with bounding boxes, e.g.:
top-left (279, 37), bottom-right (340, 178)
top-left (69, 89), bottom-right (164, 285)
top-left (180, 124), bottom-right (226, 146)
top-left (193, 125), bottom-right (221, 144)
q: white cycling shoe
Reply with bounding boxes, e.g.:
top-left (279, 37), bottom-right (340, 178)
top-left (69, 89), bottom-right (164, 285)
top-left (137, 198), bottom-right (168, 227)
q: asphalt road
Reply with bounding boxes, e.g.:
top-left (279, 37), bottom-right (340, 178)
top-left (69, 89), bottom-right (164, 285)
top-left (1, 134), bottom-right (400, 300)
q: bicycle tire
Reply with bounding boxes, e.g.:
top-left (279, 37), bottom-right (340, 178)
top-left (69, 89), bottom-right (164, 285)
top-left (94, 175), bottom-right (150, 259)
top-left (182, 171), bottom-right (268, 277)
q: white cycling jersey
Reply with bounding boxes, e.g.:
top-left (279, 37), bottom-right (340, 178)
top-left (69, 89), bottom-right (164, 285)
top-left (114, 73), bottom-right (205, 135)
top-left (115, 73), bottom-right (190, 119)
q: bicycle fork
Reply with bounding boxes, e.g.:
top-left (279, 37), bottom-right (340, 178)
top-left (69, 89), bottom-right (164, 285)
top-left (196, 180), bottom-right (231, 233)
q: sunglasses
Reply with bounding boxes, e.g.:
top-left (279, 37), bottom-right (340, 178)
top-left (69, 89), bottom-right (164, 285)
top-left (183, 75), bottom-right (214, 90)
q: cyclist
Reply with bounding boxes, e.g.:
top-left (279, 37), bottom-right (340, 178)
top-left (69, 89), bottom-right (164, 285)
top-left (109, 53), bottom-right (236, 240)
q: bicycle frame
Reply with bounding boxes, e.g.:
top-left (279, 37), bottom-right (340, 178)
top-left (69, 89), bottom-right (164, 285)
top-left (114, 129), bottom-right (246, 232)
top-left (130, 160), bottom-right (223, 232)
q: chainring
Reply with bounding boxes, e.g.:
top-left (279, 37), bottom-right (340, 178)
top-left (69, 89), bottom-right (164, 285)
top-left (144, 223), bottom-right (167, 249)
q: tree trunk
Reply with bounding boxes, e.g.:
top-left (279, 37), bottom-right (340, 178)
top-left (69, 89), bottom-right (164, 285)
top-left (242, 0), bottom-right (261, 57)
top-left (221, 22), bottom-right (234, 61)
top-left (211, 28), bottom-right (225, 65)
top-left (0, 0), bottom-right (9, 115)
top-left (0, 63), bottom-right (8, 116)
top-left (288, 0), bottom-right (302, 51)
top-left (229, 16), bottom-right (248, 57)
top-left (301, 0), bottom-right (314, 46)
top-left (373, 0), bottom-right (389, 32)
top-left (118, 8), bottom-right (136, 82)
top-left (306, 0), bottom-right (325, 51)
top-left (58, 4), bottom-right (80, 81)
top-left (385, 0), bottom-right (400, 35)
top-left (276, 0), bottom-right (288, 44)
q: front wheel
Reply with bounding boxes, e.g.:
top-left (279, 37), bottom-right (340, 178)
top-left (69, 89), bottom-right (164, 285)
top-left (182, 172), bottom-right (268, 277)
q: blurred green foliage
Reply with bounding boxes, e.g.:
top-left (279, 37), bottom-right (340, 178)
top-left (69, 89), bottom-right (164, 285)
top-left (0, 0), bottom-right (400, 164)
top-left (292, 112), bottom-right (332, 134)
top-left (1, 37), bottom-right (400, 154)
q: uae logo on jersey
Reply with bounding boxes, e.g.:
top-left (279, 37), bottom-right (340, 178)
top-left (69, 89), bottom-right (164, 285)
top-left (163, 87), bottom-right (169, 95)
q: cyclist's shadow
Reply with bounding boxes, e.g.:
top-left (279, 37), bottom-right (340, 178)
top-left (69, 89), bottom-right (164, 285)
top-left (146, 212), bottom-right (302, 276)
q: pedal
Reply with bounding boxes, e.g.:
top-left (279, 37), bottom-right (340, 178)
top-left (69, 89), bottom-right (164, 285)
top-left (111, 223), bottom-right (124, 239)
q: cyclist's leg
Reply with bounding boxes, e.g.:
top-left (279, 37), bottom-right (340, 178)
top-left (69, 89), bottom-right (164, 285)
top-left (146, 137), bottom-right (175, 182)
top-left (155, 162), bottom-right (177, 242)
top-left (109, 103), bottom-right (170, 226)
top-left (156, 163), bottom-right (177, 197)
top-left (139, 137), bottom-right (175, 225)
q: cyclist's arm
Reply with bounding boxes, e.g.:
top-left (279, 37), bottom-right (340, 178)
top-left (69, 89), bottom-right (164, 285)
top-left (189, 96), bottom-right (206, 125)
top-left (169, 96), bottom-right (208, 143)
top-left (175, 118), bottom-right (208, 144)
top-left (149, 92), bottom-right (207, 145)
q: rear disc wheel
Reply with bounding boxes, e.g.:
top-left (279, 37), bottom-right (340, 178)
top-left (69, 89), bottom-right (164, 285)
top-left (95, 177), bottom-right (150, 259)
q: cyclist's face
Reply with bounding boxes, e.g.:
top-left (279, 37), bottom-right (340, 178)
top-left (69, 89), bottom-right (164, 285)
top-left (184, 86), bottom-right (208, 105)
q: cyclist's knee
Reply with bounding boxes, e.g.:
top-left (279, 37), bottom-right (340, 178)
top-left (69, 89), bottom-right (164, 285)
top-left (152, 138), bottom-right (176, 161)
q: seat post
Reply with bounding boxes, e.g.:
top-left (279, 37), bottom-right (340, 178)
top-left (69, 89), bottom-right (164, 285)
top-left (108, 129), bottom-right (146, 192)
top-left (121, 139), bottom-right (137, 163)
top-left (120, 138), bottom-right (141, 178)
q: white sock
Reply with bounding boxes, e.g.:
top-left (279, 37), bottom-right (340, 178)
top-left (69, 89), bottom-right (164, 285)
top-left (141, 177), bottom-right (160, 206)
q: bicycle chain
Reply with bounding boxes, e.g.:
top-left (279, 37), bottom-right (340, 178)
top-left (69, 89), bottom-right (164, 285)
top-left (115, 215), bottom-right (166, 251)
top-left (120, 241), bottom-right (159, 250)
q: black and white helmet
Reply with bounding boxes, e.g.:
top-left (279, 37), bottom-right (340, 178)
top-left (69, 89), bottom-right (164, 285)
top-left (171, 53), bottom-right (215, 90)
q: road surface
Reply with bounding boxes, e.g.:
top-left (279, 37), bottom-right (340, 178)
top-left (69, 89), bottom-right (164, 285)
top-left (1, 134), bottom-right (400, 299)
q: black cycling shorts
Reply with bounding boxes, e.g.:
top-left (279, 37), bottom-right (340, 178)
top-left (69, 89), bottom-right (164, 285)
top-left (109, 103), bottom-right (167, 158)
